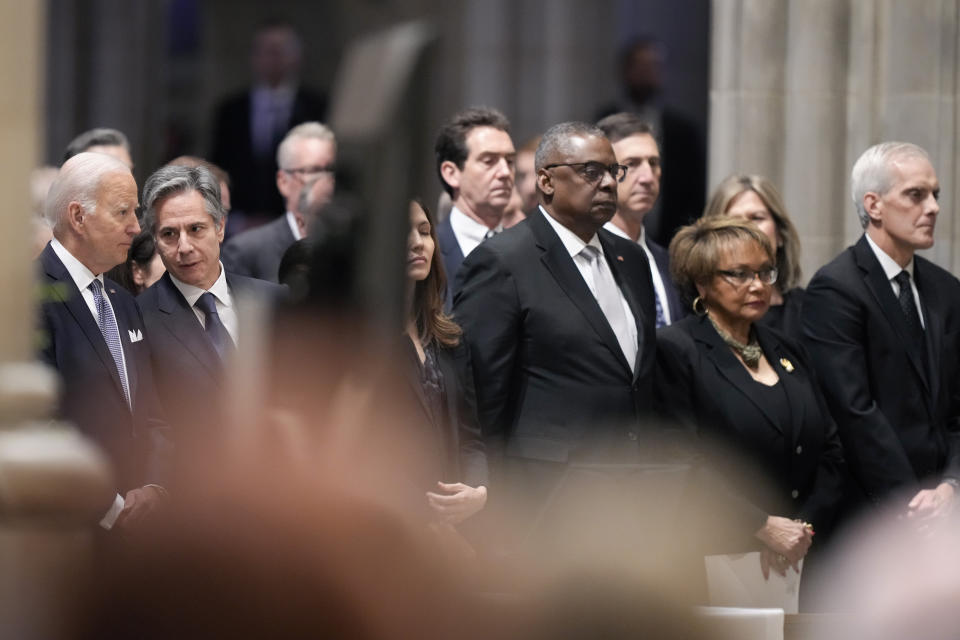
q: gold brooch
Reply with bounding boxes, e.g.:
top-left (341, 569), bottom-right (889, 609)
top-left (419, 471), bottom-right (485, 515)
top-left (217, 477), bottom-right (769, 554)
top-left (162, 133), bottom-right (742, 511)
top-left (779, 357), bottom-right (794, 372)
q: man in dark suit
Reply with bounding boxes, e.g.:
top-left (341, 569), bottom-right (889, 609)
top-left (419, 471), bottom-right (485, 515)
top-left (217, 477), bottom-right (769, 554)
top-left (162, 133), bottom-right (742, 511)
top-left (221, 122), bottom-right (336, 282)
top-left (138, 164), bottom-right (284, 442)
top-left (38, 152), bottom-right (169, 531)
top-left (598, 112), bottom-right (684, 327)
top-left (210, 20), bottom-right (326, 221)
top-left (434, 107), bottom-right (516, 308)
top-left (454, 122), bottom-right (656, 539)
top-left (803, 141), bottom-right (960, 522)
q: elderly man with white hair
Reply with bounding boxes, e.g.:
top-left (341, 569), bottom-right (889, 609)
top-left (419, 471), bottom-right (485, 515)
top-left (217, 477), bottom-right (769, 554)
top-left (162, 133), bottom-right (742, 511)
top-left (803, 141), bottom-right (960, 527)
top-left (37, 152), bottom-right (170, 533)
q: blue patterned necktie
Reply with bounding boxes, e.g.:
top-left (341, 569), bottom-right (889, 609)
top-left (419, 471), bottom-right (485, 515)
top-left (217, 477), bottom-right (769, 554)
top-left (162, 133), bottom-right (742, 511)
top-left (654, 291), bottom-right (667, 328)
top-left (195, 292), bottom-right (234, 360)
top-left (89, 279), bottom-right (131, 409)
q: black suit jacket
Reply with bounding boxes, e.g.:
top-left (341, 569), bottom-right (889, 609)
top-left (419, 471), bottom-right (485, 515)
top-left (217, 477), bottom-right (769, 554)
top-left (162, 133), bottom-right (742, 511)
top-left (37, 243), bottom-right (170, 493)
top-left (453, 208), bottom-right (657, 466)
top-left (221, 216), bottom-right (296, 283)
top-left (802, 235), bottom-right (960, 506)
top-left (137, 271), bottom-right (285, 439)
top-left (656, 315), bottom-right (845, 537)
top-left (210, 87), bottom-right (327, 216)
top-left (647, 236), bottom-right (686, 323)
top-left (437, 216), bottom-right (464, 312)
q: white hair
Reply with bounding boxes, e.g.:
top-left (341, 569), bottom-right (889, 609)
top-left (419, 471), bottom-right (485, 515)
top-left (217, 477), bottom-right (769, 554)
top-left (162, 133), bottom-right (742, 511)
top-left (850, 141), bottom-right (931, 228)
top-left (276, 121), bottom-right (336, 168)
top-left (44, 152), bottom-right (132, 230)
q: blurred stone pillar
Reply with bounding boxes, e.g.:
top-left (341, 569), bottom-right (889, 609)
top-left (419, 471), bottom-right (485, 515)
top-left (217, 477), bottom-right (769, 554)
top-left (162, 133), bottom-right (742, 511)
top-left (710, 0), bottom-right (960, 278)
top-left (0, 2), bottom-right (113, 638)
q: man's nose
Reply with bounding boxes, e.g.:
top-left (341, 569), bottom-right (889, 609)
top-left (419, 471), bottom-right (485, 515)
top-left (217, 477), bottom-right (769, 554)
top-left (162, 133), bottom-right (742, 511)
top-left (129, 217), bottom-right (141, 235)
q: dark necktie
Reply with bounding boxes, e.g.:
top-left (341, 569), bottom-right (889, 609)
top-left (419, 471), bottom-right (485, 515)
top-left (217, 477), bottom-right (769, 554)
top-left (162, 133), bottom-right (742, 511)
top-left (195, 292), bottom-right (234, 360)
top-left (654, 290), bottom-right (667, 328)
top-left (893, 270), bottom-right (924, 347)
top-left (89, 279), bottom-right (131, 409)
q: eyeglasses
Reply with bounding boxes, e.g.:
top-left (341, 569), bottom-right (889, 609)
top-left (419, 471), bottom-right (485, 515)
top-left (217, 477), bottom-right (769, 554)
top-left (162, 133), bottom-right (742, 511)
top-left (283, 165), bottom-right (336, 179)
top-left (716, 267), bottom-right (778, 287)
top-left (542, 162), bottom-right (628, 184)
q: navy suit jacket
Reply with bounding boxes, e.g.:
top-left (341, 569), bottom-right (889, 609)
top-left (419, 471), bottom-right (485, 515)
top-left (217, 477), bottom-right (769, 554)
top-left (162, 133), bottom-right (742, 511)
top-left (437, 216), bottom-right (464, 312)
top-left (221, 216), bottom-right (296, 283)
top-left (37, 243), bottom-right (170, 493)
top-left (138, 270), bottom-right (285, 439)
top-left (647, 237), bottom-right (686, 323)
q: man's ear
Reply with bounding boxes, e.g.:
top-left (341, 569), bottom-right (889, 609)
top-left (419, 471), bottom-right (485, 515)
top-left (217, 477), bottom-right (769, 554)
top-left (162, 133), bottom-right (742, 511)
top-left (131, 263), bottom-right (146, 287)
top-left (439, 160), bottom-right (460, 192)
top-left (863, 192), bottom-right (882, 224)
top-left (66, 201), bottom-right (85, 233)
top-left (536, 169), bottom-right (555, 197)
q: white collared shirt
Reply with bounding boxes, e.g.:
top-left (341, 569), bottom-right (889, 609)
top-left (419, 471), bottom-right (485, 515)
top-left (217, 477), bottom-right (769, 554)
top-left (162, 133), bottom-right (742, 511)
top-left (449, 205), bottom-right (503, 258)
top-left (286, 211), bottom-right (304, 241)
top-left (50, 237), bottom-right (131, 383)
top-left (603, 221), bottom-right (671, 325)
top-left (541, 207), bottom-right (638, 355)
top-left (169, 263), bottom-right (239, 344)
top-left (865, 233), bottom-right (925, 328)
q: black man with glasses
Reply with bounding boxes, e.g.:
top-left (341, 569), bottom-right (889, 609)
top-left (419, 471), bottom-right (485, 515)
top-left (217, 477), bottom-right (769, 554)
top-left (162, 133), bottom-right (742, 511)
top-left (222, 122), bottom-right (336, 282)
top-left (655, 216), bottom-right (844, 602)
top-left (453, 121), bottom-right (657, 549)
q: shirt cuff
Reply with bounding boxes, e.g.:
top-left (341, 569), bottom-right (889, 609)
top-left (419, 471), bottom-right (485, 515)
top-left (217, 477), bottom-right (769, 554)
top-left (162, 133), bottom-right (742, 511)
top-left (99, 493), bottom-right (125, 530)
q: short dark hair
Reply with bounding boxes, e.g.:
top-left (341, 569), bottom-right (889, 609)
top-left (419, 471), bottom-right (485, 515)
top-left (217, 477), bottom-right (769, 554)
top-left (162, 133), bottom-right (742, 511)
top-left (534, 121), bottom-right (606, 172)
top-left (596, 112), bottom-right (657, 145)
top-left (434, 107), bottom-right (510, 197)
top-left (62, 128), bottom-right (130, 165)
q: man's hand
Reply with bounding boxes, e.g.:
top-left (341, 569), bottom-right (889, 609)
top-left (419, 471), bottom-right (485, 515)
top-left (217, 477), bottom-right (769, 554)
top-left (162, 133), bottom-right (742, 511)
top-left (426, 482), bottom-right (487, 525)
top-left (755, 515), bottom-right (813, 578)
top-left (907, 482), bottom-right (956, 522)
top-left (115, 485), bottom-right (166, 532)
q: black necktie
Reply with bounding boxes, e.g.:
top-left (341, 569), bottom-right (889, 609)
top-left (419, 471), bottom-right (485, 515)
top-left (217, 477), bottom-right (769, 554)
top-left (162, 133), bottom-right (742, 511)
top-left (195, 292), bottom-right (234, 360)
top-left (893, 270), bottom-right (924, 347)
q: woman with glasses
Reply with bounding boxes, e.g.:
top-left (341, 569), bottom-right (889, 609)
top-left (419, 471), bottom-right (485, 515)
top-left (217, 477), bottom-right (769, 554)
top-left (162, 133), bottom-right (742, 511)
top-left (655, 216), bottom-right (844, 594)
top-left (702, 174), bottom-right (804, 340)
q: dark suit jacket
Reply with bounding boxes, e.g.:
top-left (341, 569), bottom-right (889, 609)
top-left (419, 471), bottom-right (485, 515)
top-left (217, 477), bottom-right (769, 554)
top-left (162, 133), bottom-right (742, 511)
top-left (137, 271), bottom-right (285, 439)
top-left (210, 87), bottom-right (327, 216)
top-left (758, 287), bottom-right (805, 343)
top-left (37, 243), bottom-right (170, 493)
top-left (656, 315), bottom-right (845, 540)
top-left (647, 236), bottom-right (686, 323)
top-left (221, 216), bottom-right (295, 282)
top-left (802, 235), bottom-right (960, 507)
top-left (437, 216), bottom-right (464, 312)
top-left (453, 208), bottom-right (657, 467)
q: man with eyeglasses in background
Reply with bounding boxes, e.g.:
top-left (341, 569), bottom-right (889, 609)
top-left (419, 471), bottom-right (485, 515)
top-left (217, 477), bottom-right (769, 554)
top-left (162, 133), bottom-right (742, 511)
top-left (222, 122), bottom-right (336, 282)
top-left (454, 121), bottom-right (657, 553)
top-left (598, 112), bottom-right (684, 328)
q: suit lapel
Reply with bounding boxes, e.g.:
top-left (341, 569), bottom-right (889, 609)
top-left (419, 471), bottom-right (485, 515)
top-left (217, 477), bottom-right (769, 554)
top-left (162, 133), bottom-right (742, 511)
top-left (42, 245), bottom-right (128, 402)
top-left (854, 237), bottom-right (930, 393)
top-left (915, 259), bottom-right (942, 408)
top-left (156, 273), bottom-right (224, 381)
top-left (530, 211), bottom-right (633, 374)
top-left (691, 316), bottom-right (783, 434)
top-left (755, 326), bottom-right (807, 447)
top-left (105, 282), bottom-right (137, 404)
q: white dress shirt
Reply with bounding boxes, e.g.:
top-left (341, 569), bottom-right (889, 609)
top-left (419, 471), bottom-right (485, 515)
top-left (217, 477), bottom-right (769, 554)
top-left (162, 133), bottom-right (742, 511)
top-left (541, 207), bottom-right (638, 364)
top-left (603, 221), bottom-right (671, 325)
top-left (169, 263), bottom-right (240, 344)
top-left (285, 210), bottom-right (304, 241)
top-left (449, 205), bottom-right (503, 258)
top-left (865, 233), bottom-right (925, 328)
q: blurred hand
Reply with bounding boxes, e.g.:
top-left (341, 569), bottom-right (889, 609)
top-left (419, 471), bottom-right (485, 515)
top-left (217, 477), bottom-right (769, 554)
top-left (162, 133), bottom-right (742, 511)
top-left (115, 485), bottom-right (166, 532)
top-left (755, 515), bottom-right (812, 577)
top-left (759, 546), bottom-right (795, 580)
top-left (907, 482), bottom-right (955, 523)
top-left (426, 482), bottom-right (487, 525)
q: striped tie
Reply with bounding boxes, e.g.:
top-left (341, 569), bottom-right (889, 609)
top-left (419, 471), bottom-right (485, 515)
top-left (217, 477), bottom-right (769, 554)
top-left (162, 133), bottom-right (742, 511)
top-left (89, 279), bottom-right (131, 409)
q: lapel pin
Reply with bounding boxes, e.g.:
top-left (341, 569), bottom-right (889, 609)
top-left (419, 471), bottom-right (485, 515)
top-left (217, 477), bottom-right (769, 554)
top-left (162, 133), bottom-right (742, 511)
top-left (617, 255), bottom-right (624, 262)
top-left (109, 288), bottom-right (116, 294)
top-left (779, 357), bottom-right (795, 372)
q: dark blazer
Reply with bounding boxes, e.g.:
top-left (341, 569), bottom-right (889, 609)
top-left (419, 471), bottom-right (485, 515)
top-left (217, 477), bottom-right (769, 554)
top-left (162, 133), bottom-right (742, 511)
top-left (37, 243), bottom-right (170, 493)
top-left (647, 236), bottom-right (686, 323)
top-left (221, 215), bottom-right (296, 283)
top-left (437, 216), bottom-right (464, 312)
top-left (758, 287), bottom-right (805, 343)
top-left (137, 271), bottom-right (285, 439)
top-left (403, 339), bottom-right (488, 490)
top-left (802, 235), bottom-right (960, 507)
top-left (210, 87), bottom-right (327, 216)
top-left (453, 208), bottom-right (657, 466)
top-left (656, 315), bottom-right (845, 539)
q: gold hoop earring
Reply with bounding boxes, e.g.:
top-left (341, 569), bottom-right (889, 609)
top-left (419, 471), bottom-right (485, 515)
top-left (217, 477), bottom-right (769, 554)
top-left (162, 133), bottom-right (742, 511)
top-left (692, 296), bottom-right (707, 316)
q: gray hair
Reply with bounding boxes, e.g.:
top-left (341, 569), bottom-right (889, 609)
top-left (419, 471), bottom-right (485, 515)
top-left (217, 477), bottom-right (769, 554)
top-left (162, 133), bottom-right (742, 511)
top-left (45, 152), bottom-right (132, 230)
top-left (142, 164), bottom-right (225, 235)
top-left (276, 121), bottom-right (336, 168)
top-left (62, 127), bottom-right (130, 164)
top-left (535, 121), bottom-right (607, 171)
top-left (851, 141), bottom-right (931, 228)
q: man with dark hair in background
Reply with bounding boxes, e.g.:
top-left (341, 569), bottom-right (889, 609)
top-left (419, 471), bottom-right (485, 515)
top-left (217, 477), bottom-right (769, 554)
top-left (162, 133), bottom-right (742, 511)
top-left (62, 127), bottom-right (134, 170)
top-left (434, 107), bottom-right (516, 307)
